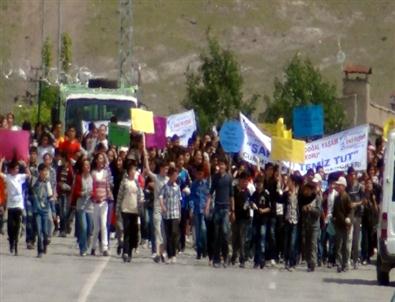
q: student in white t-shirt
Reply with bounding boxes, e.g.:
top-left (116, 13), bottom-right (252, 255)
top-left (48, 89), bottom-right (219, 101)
top-left (0, 158), bottom-right (31, 255)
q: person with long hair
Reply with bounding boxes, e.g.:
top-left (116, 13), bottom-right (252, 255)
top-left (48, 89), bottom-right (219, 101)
top-left (283, 175), bottom-right (301, 271)
top-left (72, 159), bottom-right (93, 256)
top-left (110, 156), bottom-right (125, 255)
top-left (90, 152), bottom-right (113, 256)
top-left (116, 163), bottom-right (144, 262)
top-left (361, 178), bottom-right (379, 264)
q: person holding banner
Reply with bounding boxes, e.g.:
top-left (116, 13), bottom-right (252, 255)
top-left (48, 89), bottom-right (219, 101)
top-left (0, 158), bottom-right (31, 256)
top-left (143, 145), bottom-right (169, 264)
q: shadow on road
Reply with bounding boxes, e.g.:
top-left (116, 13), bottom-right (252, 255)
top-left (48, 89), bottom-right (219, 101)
top-left (323, 277), bottom-right (395, 287)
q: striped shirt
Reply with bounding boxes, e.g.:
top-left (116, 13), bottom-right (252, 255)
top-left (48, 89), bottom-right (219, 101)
top-left (160, 182), bottom-right (182, 220)
top-left (92, 169), bottom-right (112, 203)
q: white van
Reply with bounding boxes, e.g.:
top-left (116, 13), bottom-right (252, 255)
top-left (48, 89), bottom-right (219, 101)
top-left (377, 129), bottom-right (395, 285)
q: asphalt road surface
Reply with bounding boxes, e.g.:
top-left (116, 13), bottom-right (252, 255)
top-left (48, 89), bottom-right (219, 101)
top-left (1, 234), bottom-right (395, 302)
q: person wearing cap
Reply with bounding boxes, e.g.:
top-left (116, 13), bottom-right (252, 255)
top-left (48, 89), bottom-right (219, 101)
top-left (346, 166), bottom-right (364, 269)
top-left (300, 177), bottom-right (322, 272)
top-left (333, 176), bottom-right (352, 272)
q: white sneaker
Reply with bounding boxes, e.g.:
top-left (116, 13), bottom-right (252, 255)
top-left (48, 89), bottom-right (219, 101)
top-left (171, 257), bottom-right (177, 264)
top-left (270, 259), bottom-right (277, 267)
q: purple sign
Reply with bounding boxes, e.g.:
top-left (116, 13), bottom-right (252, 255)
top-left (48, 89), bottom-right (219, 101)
top-left (145, 116), bottom-right (167, 149)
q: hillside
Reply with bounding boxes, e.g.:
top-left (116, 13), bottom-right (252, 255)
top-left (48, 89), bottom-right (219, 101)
top-left (1, 0), bottom-right (394, 118)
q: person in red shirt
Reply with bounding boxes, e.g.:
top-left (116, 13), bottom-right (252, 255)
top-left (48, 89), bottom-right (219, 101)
top-left (59, 126), bottom-right (81, 161)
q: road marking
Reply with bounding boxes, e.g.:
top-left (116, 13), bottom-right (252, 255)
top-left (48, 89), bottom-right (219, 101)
top-left (77, 257), bottom-right (110, 302)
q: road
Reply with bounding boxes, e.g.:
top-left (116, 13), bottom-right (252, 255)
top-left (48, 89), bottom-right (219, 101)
top-left (1, 234), bottom-right (394, 302)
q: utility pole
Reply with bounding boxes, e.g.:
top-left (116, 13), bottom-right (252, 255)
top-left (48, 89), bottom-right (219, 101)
top-left (37, 0), bottom-right (46, 123)
top-left (118, 0), bottom-right (133, 86)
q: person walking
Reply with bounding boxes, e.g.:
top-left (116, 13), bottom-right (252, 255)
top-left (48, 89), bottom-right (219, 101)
top-left (300, 179), bottom-right (322, 272)
top-left (283, 174), bottom-right (302, 271)
top-left (117, 163), bottom-right (144, 263)
top-left (189, 165), bottom-right (210, 259)
top-left (90, 153), bottom-right (113, 256)
top-left (332, 176), bottom-right (353, 273)
top-left (207, 158), bottom-right (233, 268)
top-left (160, 167), bottom-right (182, 264)
top-left (143, 145), bottom-right (169, 263)
top-left (72, 159), bottom-right (93, 256)
top-left (31, 163), bottom-right (54, 258)
top-left (346, 167), bottom-right (364, 269)
top-left (0, 158), bottom-right (31, 255)
top-left (230, 172), bottom-right (252, 268)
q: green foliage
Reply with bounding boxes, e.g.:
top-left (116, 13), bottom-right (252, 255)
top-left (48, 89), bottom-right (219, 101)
top-left (183, 32), bottom-right (259, 133)
top-left (61, 32), bottom-right (72, 74)
top-left (41, 37), bottom-right (53, 77)
top-left (14, 82), bottom-right (59, 126)
top-left (14, 104), bottom-right (51, 126)
top-left (261, 55), bottom-right (346, 134)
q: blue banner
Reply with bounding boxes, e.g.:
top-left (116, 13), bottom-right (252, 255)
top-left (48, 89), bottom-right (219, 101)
top-left (293, 105), bottom-right (324, 138)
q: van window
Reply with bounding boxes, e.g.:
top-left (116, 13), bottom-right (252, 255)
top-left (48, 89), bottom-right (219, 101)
top-left (65, 98), bottom-right (136, 132)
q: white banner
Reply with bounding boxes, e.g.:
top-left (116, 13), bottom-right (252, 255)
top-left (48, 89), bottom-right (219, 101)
top-left (166, 110), bottom-right (197, 147)
top-left (239, 113), bottom-right (271, 166)
top-left (295, 124), bottom-right (369, 174)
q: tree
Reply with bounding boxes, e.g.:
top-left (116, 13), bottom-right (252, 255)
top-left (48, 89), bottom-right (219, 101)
top-left (261, 55), bottom-right (346, 135)
top-left (61, 32), bottom-right (72, 74)
top-left (41, 37), bottom-right (53, 78)
top-left (183, 32), bottom-right (259, 133)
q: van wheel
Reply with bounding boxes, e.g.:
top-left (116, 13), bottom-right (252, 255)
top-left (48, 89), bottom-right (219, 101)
top-left (377, 255), bottom-right (390, 286)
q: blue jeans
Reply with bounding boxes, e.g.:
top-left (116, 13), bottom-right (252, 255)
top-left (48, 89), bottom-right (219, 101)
top-left (59, 194), bottom-right (68, 233)
top-left (284, 222), bottom-right (298, 267)
top-left (194, 213), bottom-right (207, 257)
top-left (145, 207), bottom-right (156, 254)
top-left (213, 208), bottom-right (230, 264)
top-left (253, 223), bottom-right (267, 266)
top-left (268, 217), bottom-right (278, 261)
top-left (35, 212), bottom-right (49, 254)
top-left (25, 197), bottom-right (36, 243)
top-left (321, 223), bottom-right (335, 264)
top-left (76, 210), bottom-right (93, 254)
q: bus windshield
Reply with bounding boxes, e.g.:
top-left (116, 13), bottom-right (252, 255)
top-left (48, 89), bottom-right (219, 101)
top-left (65, 98), bottom-right (136, 130)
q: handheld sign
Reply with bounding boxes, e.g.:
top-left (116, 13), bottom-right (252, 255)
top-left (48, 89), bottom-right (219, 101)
top-left (0, 130), bottom-right (30, 161)
top-left (109, 124), bottom-right (130, 147)
top-left (293, 105), bottom-right (324, 138)
top-left (145, 116), bottom-right (167, 149)
top-left (131, 108), bottom-right (155, 134)
top-left (219, 120), bottom-right (244, 153)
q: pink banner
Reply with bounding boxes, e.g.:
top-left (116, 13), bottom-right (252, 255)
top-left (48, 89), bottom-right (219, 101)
top-left (0, 130), bottom-right (30, 161)
top-left (145, 116), bottom-right (167, 149)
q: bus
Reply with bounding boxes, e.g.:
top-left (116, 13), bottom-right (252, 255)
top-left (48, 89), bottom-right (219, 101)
top-left (54, 79), bottom-right (138, 134)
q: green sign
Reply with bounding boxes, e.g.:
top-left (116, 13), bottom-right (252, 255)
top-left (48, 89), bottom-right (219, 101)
top-left (109, 124), bottom-right (130, 147)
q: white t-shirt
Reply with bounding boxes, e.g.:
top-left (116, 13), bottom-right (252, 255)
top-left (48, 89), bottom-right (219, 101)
top-left (5, 174), bottom-right (28, 209)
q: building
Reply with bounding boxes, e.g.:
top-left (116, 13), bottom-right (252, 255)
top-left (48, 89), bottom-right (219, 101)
top-left (339, 64), bottom-right (395, 138)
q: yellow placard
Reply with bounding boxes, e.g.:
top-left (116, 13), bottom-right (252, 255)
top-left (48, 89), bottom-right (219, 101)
top-left (131, 108), bottom-right (155, 134)
top-left (260, 118), bottom-right (292, 139)
top-left (271, 137), bottom-right (305, 163)
top-left (383, 118), bottom-right (395, 140)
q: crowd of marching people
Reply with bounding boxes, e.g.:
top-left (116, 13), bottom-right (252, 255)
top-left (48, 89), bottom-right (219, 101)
top-left (0, 112), bottom-right (384, 273)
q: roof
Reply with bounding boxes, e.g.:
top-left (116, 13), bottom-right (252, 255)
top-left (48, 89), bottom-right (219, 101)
top-left (343, 64), bottom-right (372, 75)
